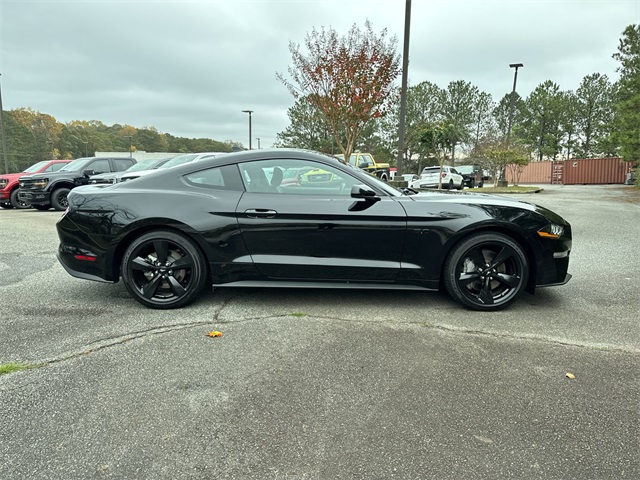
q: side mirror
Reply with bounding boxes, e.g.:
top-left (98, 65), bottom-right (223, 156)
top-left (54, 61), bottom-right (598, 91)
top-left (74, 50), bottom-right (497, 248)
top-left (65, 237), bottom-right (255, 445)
top-left (83, 169), bottom-right (96, 177)
top-left (358, 162), bottom-right (369, 169)
top-left (350, 184), bottom-right (378, 199)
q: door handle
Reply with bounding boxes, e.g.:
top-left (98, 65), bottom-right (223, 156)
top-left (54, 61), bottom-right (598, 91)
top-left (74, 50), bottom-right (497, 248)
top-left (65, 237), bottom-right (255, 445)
top-left (244, 208), bottom-right (277, 219)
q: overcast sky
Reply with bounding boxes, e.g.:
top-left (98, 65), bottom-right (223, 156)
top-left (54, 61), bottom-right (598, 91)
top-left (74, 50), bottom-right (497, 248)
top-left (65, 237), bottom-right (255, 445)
top-left (1, 0), bottom-right (638, 150)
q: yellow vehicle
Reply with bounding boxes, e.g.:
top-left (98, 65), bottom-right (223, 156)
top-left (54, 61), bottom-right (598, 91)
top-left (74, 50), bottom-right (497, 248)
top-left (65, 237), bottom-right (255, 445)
top-left (335, 152), bottom-right (391, 182)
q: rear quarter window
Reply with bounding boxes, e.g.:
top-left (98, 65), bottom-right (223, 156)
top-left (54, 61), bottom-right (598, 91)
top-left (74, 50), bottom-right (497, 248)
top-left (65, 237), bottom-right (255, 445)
top-left (184, 165), bottom-right (244, 191)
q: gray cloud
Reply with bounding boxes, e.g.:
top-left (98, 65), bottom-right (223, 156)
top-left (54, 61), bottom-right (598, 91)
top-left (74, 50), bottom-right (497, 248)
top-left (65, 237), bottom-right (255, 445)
top-left (1, 0), bottom-right (638, 149)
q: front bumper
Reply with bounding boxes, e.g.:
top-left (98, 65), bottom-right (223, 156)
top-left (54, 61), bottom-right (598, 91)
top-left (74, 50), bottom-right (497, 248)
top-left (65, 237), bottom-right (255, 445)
top-left (18, 190), bottom-right (51, 206)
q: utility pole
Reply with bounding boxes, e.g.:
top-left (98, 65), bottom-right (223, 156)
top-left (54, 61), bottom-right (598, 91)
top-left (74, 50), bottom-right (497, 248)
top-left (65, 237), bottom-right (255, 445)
top-left (0, 74), bottom-right (9, 174)
top-left (395, 0), bottom-right (412, 177)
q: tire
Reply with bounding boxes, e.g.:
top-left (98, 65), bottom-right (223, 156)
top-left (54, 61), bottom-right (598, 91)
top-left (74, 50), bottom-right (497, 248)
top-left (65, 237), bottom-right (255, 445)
top-left (443, 232), bottom-right (528, 311)
top-left (448, 180), bottom-right (454, 190)
top-left (10, 189), bottom-right (30, 209)
top-left (478, 181), bottom-right (484, 188)
top-left (456, 182), bottom-right (464, 190)
top-left (121, 230), bottom-right (209, 309)
top-left (33, 204), bottom-right (51, 211)
top-left (51, 188), bottom-right (71, 211)
top-left (380, 174), bottom-right (388, 182)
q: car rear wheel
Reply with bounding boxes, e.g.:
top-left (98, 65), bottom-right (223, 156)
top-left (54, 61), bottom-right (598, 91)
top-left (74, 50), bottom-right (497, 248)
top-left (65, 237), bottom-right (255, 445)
top-left (443, 233), bottom-right (528, 311)
top-left (10, 189), bottom-right (31, 209)
top-left (51, 188), bottom-right (70, 211)
top-left (447, 180), bottom-right (454, 190)
top-left (122, 230), bottom-right (209, 309)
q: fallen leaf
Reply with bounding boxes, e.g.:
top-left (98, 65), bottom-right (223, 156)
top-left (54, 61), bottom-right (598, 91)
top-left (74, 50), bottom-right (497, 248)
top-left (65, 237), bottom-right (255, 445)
top-left (207, 331), bottom-right (223, 338)
top-left (565, 372), bottom-right (575, 379)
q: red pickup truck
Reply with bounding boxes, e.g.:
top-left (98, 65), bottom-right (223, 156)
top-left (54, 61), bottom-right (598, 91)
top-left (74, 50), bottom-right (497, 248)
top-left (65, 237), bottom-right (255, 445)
top-left (0, 160), bottom-right (72, 209)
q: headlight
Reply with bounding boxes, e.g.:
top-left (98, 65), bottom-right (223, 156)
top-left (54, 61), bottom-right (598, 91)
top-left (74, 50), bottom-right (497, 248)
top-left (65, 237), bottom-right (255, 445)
top-left (0, 179), bottom-right (7, 188)
top-left (537, 224), bottom-right (564, 239)
top-left (34, 178), bottom-right (49, 188)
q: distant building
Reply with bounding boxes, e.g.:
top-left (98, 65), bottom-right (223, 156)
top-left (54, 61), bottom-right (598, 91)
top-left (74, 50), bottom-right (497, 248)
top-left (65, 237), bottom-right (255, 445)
top-left (95, 151), bottom-right (181, 162)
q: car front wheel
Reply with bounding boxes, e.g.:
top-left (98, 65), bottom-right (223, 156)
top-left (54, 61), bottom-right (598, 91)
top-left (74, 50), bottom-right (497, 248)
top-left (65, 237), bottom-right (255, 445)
top-left (121, 230), bottom-right (208, 309)
top-left (51, 188), bottom-right (71, 211)
top-left (10, 189), bottom-right (31, 209)
top-left (443, 233), bottom-right (528, 311)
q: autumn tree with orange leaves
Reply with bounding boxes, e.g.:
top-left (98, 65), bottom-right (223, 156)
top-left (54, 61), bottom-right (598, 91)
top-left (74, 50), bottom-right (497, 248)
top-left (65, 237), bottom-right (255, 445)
top-left (278, 21), bottom-right (401, 162)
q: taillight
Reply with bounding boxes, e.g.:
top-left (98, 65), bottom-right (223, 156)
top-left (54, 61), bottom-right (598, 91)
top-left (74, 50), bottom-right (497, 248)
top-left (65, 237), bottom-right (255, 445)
top-left (441, 172), bottom-right (446, 178)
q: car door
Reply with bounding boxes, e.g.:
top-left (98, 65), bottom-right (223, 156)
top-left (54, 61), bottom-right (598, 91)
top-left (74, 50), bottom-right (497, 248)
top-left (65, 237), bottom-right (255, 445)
top-left (235, 158), bottom-right (407, 282)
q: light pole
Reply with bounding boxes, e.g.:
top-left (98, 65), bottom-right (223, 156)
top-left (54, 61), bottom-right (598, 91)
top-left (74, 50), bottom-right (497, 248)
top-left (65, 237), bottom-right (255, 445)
top-left (0, 73), bottom-right (9, 174)
top-left (498, 62), bottom-right (524, 187)
top-left (256, 137), bottom-right (261, 149)
top-left (82, 140), bottom-right (88, 157)
top-left (395, 0), bottom-right (412, 177)
top-left (241, 110), bottom-right (253, 149)
top-left (124, 135), bottom-right (132, 157)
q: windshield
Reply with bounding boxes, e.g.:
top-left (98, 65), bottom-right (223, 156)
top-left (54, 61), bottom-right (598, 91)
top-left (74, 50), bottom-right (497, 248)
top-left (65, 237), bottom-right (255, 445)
top-left (159, 154), bottom-right (198, 169)
top-left (126, 159), bottom-right (166, 172)
top-left (24, 161), bottom-right (49, 173)
top-left (456, 166), bottom-right (474, 174)
top-left (58, 157), bottom-right (94, 172)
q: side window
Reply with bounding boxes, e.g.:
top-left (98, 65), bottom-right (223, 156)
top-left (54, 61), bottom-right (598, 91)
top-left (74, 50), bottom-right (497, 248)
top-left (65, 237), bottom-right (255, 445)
top-left (113, 159), bottom-right (134, 172)
top-left (48, 163), bottom-right (67, 172)
top-left (239, 159), bottom-right (360, 196)
top-left (89, 159), bottom-right (111, 174)
top-left (184, 165), bottom-right (243, 191)
top-left (361, 155), bottom-right (374, 167)
top-left (348, 155), bottom-right (358, 166)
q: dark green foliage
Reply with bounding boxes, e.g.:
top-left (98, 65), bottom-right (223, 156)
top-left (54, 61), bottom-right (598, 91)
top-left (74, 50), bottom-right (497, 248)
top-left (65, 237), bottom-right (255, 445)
top-left (0, 110), bottom-right (232, 173)
top-left (612, 24), bottom-right (640, 164)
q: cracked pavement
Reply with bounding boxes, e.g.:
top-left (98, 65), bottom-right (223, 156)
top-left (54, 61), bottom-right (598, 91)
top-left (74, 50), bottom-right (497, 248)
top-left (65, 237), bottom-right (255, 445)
top-left (1, 184), bottom-right (639, 479)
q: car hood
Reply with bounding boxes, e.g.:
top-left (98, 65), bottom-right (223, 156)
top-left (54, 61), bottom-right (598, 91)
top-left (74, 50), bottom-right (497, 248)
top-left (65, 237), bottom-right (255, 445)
top-left (90, 172), bottom-right (122, 180)
top-left (0, 172), bottom-right (28, 181)
top-left (20, 170), bottom-right (80, 180)
top-left (407, 190), bottom-right (567, 224)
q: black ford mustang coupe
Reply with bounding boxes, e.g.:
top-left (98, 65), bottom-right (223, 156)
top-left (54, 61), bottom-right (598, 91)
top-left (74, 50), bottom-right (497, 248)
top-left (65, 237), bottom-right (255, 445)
top-left (56, 149), bottom-right (571, 311)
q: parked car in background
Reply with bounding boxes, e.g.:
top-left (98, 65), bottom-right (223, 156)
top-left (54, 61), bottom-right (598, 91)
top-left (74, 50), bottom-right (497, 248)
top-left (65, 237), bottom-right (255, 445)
top-left (0, 160), bottom-right (72, 209)
top-left (456, 164), bottom-right (484, 188)
top-left (119, 152), bottom-right (228, 183)
top-left (335, 152), bottom-right (391, 182)
top-left (90, 157), bottom-right (172, 185)
top-left (56, 148), bottom-right (572, 312)
top-left (411, 166), bottom-right (464, 190)
top-left (400, 173), bottom-right (419, 183)
top-left (18, 156), bottom-right (136, 211)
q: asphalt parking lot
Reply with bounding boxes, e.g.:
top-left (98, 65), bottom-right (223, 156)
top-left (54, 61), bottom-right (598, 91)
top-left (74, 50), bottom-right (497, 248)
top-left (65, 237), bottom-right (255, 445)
top-left (1, 184), bottom-right (639, 479)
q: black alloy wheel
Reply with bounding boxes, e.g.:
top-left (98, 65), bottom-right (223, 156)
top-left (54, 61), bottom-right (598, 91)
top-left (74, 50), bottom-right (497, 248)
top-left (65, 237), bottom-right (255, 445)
top-left (444, 233), bottom-right (528, 311)
top-left (51, 188), bottom-right (70, 211)
top-left (121, 230), bottom-right (208, 309)
top-left (10, 189), bottom-right (31, 209)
